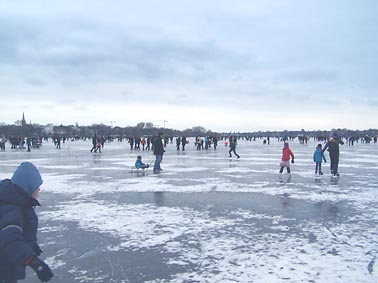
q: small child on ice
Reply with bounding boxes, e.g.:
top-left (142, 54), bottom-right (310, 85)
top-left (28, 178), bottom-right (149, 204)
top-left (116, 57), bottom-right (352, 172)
top-left (279, 142), bottom-right (295, 174)
top-left (313, 144), bottom-right (327, 175)
top-left (0, 162), bottom-right (54, 282)
top-left (135, 156), bottom-right (149, 169)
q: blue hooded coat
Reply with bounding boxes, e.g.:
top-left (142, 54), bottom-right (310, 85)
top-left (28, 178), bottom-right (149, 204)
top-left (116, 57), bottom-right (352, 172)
top-left (313, 148), bottom-right (327, 163)
top-left (0, 162), bottom-right (42, 282)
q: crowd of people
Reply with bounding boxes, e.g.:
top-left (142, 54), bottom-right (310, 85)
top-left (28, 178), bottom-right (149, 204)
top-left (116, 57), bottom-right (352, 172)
top-left (86, 132), bottom-right (368, 176)
top-left (1, 132), bottom-right (377, 177)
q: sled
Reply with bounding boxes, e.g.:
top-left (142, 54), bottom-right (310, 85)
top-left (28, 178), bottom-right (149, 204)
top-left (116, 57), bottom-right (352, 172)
top-left (130, 167), bottom-right (147, 175)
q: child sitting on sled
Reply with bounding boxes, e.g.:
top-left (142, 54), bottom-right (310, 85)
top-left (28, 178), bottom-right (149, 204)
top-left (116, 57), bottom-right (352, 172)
top-left (135, 156), bottom-right (149, 169)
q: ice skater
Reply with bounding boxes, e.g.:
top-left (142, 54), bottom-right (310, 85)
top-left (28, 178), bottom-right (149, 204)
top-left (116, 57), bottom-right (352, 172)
top-left (153, 132), bottom-right (165, 173)
top-left (313, 143), bottom-right (327, 175)
top-left (90, 135), bottom-right (97, 152)
top-left (181, 136), bottom-right (187, 151)
top-left (228, 136), bottom-right (240, 158)
top-left (279, 142), bottom-right (294, 173)
top-left (176, 137), bottom-right (181, 150)
top-left (322, 132), bottom-right (344, 176)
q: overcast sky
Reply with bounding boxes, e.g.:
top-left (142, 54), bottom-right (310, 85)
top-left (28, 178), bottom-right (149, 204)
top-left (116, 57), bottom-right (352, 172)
top-left (1, 0), bottom-right (377, 132)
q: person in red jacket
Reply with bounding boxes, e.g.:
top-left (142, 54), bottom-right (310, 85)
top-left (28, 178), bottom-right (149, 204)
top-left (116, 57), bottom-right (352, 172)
top-left (279, 142), bottom-right (295, 174)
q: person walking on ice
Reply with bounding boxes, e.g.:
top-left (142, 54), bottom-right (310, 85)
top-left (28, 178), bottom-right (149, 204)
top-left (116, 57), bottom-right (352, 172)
top-left (228, 136), bottom-right (240, 158)
top-left (313, 143), bottom-right (327, 175)
top-left (279, 142), bottom-right (294, 174)
top-left (153, 132), bottom-right (165, 174)
top-left (322, 132), bottom-right (344, 176)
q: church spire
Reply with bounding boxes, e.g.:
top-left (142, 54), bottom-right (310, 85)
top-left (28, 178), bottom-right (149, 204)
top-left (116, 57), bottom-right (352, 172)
top-left (22, 112), bottom-right (26, 127)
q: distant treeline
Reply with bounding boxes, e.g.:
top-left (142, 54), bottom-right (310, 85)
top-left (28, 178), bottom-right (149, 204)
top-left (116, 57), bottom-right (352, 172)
top-left (0, 123), bottom-right (377, 139)
top-left (0, 123), bottom-right (216, 138)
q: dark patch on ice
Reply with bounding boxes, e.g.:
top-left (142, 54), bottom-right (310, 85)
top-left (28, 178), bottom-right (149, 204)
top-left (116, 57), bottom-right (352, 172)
top-left (327, 248), bottom-right (339, 256)
top-left (368, 256), bottom-right (376, 274)
top-left (26, 220), bottom-right (190, 283)
top-left (93, 191), bottom-right (356, 223)
top-left (308, 233), bottom-right (317, 243)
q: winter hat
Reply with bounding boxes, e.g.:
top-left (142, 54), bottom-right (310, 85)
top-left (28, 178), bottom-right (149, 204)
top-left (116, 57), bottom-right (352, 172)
top-left (11, 162), bottom-right (43, 196)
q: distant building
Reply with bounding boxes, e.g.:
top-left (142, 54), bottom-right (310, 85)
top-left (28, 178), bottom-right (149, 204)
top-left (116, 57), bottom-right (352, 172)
top-left (21, 112), bottom-right (27, 127)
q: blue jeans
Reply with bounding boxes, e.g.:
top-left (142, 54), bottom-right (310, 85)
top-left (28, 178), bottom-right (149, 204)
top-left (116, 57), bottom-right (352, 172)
top-left (154, 155), bottom-right (163, 172)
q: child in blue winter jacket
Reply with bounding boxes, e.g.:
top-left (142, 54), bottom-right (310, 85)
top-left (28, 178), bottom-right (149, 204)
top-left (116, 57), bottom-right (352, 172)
top-left (135, 156), bottom-right (149, 169)
top-left (0, 162), bottom-right (53, 282)
top-left (313, 144), bottom-right (327, 175)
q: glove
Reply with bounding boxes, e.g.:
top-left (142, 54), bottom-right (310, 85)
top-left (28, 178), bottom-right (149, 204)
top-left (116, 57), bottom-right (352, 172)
top-left (291, 159), bottom-right (295, 164)
top-left (33, 243), bottom-right (43, 256)
top-left (29, 257), bottom-right (54, 282)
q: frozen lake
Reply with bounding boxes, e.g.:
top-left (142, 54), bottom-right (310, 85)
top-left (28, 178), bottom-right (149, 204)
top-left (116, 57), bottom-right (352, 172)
top-left (1, 137), bottom-right (378, 283)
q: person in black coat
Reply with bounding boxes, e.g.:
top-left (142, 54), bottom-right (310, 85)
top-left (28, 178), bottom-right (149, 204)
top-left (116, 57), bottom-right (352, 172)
top-left (176, 137), bottom-right (181, 151)
top-left (153, 133), bottom-right (165, 173)
top-left (0, 162), bottom-right (53, 282)
top-left (228, 136), bottom-right (240, 158)
top-left (90, 135), bottom-right (97, 152)
top-left (181, 136), bottom-right (187, 151)
top-left (322, 132), bottom-right (344, 176)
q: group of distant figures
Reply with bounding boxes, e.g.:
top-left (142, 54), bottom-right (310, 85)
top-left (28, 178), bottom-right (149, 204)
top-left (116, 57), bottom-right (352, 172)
top-left (89, 135), bottom-right (221, 153)
top-left (0, 135), bottom-right (66, 151)
top-left (0, 136), bottom-right (42, 151)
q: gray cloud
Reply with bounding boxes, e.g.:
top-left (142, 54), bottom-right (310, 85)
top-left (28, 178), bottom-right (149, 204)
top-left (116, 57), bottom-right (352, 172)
top-left (0, 8), bottom-right (259, 89)
top-left (1, 0), bottom-right (377, 130)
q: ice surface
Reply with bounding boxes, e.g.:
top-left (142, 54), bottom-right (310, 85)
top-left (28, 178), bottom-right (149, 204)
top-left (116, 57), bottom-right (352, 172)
top-left (1, 138), bottom-right (378, 282)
